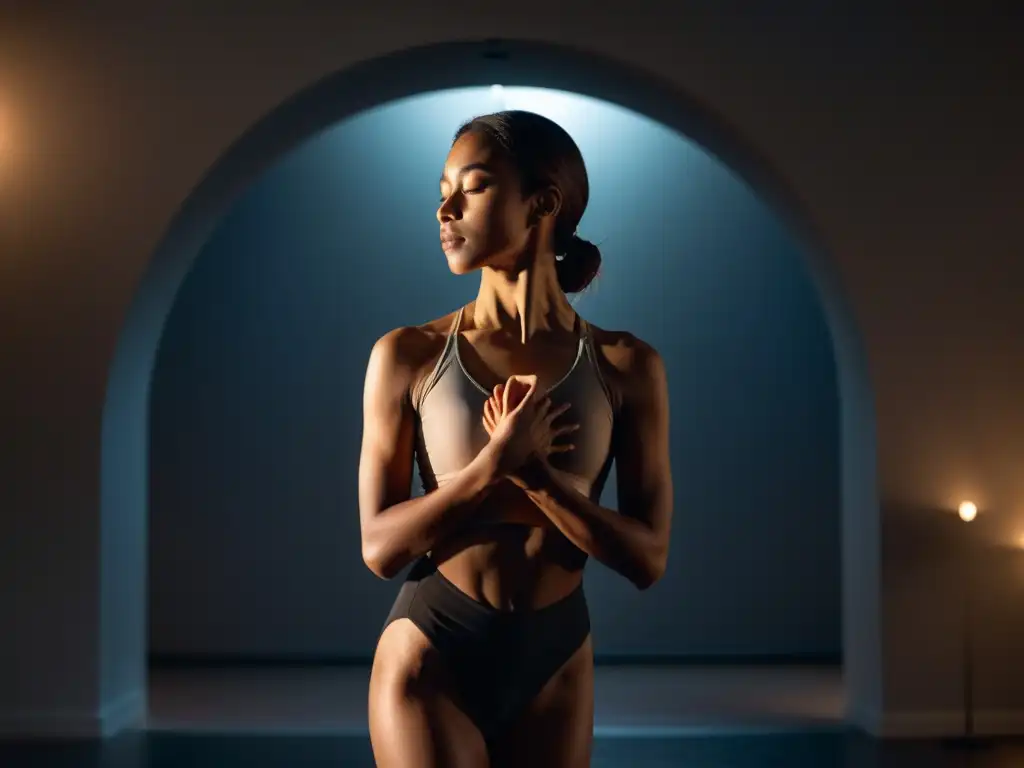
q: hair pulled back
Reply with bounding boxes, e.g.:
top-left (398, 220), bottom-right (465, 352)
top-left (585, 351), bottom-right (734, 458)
top-left (454, 111), bottom-right (601, 293)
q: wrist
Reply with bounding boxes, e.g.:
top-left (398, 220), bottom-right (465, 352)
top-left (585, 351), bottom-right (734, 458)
top-left (472, 441), bottom-right (504, 488)
top-left (515, 455), bottom-right (550, 491)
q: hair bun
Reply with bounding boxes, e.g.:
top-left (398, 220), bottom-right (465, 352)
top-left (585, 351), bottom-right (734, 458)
top-left (556, 234), bottom-right (602, 294)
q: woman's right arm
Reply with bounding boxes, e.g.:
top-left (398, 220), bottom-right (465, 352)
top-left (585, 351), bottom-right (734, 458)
top-left (358, 327), bottom-right (501, 580)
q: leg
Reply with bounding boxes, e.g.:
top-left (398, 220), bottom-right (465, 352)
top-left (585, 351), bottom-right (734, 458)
top-left (369, 618), bottom-right (490, 768)
top-left (489, 633), bottom-right (595, 768)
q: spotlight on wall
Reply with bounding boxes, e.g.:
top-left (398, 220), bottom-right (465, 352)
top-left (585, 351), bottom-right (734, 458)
top-left (490, 84), bottom-right (507, 109)
top-left (958, 501), bottom-right (978, 522)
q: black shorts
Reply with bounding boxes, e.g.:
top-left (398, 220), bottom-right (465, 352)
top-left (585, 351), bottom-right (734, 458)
top-left (379, 554), bottom-right (591, 743)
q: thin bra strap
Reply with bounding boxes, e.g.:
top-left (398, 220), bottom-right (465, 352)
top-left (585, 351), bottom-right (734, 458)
top-left (578, 315), bottom-right (591, 348)
top-left (449, 306), bottom-right (464, 337)
top-left (579, 316), bottom-right (615, 410)
top-left (412, 307), bottom-right (464, 412)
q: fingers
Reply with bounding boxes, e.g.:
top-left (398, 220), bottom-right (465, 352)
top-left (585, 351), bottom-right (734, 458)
top-left (545, 421), bottom-right (579, 455)
top-left (486, 386), bottom-right (505, 428)
top-left (487, 395), bottom-right (503, 425)
top-left (543, 401), bottom-right (572, 424)
top-left (509, 381), bottom-right (538, 414)
top-left (503, 374), bottom-right (537, 413)
top-left (491, 381), bottom-right (574, 425)
top-left (507, 374), bottom-right (537, 387)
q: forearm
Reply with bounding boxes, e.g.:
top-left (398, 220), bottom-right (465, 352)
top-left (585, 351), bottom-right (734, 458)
top-left (364, 446), bottom-right (499, 579)
top-left (518, 460), bottom-right (663, 589)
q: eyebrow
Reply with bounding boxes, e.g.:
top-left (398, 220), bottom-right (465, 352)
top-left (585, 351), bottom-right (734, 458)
top-left (439, 162), bottom-right (494, 185)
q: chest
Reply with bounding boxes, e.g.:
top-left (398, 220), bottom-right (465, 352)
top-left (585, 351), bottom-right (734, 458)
top-left (455, 332), bottom-right (584, 395)
top-left (416, 361), bottom-right (613, 487)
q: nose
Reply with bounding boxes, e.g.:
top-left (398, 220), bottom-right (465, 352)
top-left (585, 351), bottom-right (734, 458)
top-left (436, 193), bottom-right (461, 224)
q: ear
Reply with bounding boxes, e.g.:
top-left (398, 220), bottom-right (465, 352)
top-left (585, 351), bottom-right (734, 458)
top-left (530, 186), bottom-right (562, 223)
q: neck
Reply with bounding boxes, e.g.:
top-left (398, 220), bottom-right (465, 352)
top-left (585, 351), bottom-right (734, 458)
top-left (472, 253), bottom-right (575, 344)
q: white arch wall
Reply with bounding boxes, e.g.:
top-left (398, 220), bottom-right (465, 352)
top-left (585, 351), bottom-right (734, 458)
top-left (2, 6), bottom-right (1022, 739)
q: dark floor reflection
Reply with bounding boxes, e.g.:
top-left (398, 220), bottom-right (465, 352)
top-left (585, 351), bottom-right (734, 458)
top-left (1, 731), bottom-right (1023, 767)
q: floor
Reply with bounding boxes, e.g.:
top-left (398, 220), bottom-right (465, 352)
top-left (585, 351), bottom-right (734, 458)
top-left (4, 732), bottom-right (1024, 768)
top-left (1, 665), bottom-right (1022, 767)
top-left (146, 663), bottom-right (848, 736)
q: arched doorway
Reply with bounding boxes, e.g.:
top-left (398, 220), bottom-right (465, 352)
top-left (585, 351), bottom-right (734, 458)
top-left (101, 39), bottom-right (879, 731)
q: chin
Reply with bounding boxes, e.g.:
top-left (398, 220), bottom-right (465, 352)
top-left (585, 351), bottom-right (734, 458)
top-left (444, 247), bottom-right (490, 275)
top-left (446, 263), bottom-right (477, 277)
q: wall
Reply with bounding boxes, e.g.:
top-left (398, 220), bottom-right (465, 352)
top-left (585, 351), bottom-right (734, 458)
top-left (1, 4), bottom-right (1022, 739)
top-left (148, 88), bottom-right (840, 661)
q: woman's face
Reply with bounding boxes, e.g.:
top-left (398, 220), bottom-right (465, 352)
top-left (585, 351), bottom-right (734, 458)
top-left (437, 131), bottom-right (538, 276)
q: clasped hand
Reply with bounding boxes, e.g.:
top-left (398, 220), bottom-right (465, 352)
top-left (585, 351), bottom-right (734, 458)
top-left (481, 374), bottom-right (579, 487)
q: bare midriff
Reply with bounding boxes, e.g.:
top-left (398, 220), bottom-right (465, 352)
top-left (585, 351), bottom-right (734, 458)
top-left (428, 485), bottom-right (588, 612)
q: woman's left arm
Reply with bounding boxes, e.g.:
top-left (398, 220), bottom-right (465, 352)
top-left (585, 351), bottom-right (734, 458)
top-left (517, 342), bottom-right (673, 590)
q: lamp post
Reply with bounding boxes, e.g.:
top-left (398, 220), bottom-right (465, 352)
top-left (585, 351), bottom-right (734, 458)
top-left (957, 501), bottom-right (977, 740)
top-left (944, 500), bottom-right (991, 750)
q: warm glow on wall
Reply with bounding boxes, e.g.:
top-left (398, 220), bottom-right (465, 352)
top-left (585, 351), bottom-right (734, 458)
top-left (0, 99), bottom-right (15, 179)
top-left (958, 500), bottom-right (978, 522)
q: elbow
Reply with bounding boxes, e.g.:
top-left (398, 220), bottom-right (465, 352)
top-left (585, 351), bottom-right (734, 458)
top-left (634, 545), bottom-right (668, 591)
top-left (363, 558), bottom-right (392, 581)
top-left (361, 539), bottom-right (402, 581)
top-left (363, 551), bottom-right (400, 581)
top-left (633, 567), bottom-right (662, 591)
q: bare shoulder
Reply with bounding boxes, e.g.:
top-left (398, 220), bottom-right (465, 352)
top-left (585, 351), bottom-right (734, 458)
top-left (586, 322), bottom-right (667, 407)
top-left (587, 323), bottom-right (662, 375)
top-left (365, 310), bottom-right (459, 394)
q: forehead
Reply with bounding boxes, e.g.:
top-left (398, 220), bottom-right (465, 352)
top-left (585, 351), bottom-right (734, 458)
top-left (441, 131), bottom-right (513, 180)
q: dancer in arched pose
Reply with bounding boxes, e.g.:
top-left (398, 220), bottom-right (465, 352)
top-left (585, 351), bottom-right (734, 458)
top-left (359, 110), bottom-right (673, 768)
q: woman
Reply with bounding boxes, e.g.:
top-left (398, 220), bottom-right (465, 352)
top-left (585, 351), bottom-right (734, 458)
top-left (358, 110), bottom-right (673, 768)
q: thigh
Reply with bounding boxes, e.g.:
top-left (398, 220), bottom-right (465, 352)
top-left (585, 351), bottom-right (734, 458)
top-left (369, 618), bottom-right (490, 768)
top-left (490, 633), bottom-right (595, 768)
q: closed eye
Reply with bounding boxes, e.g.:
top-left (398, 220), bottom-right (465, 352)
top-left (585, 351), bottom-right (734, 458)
top-left (439, 182), bottom-right (490, 202)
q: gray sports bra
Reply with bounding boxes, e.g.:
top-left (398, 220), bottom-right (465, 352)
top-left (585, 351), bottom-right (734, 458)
top-left (412, 307), bottom-right (615, 500)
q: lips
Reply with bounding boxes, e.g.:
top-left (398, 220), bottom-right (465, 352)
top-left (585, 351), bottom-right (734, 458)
top-left (440, 232), bottom-right (465, 249)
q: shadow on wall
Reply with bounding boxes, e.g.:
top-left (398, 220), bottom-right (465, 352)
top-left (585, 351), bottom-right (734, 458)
top-left (148, 87), bottom-right (841, 662)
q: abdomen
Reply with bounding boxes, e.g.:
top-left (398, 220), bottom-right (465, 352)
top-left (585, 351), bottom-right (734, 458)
top-left (429, 485), bottom-right (588, 611)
